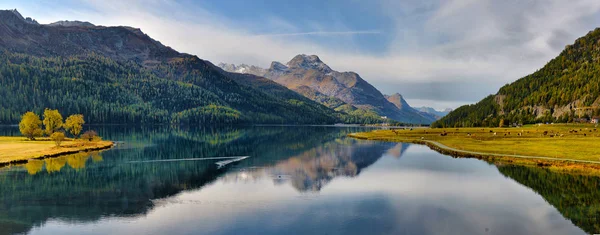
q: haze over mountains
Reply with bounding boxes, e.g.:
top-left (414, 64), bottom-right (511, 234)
top-left (220, 55), bottom-right (437, 123)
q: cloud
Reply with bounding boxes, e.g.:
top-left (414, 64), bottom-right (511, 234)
top-left (10, 0), bottom-right (600, 107)
top-left (252, 30), bottom-right (382, 37)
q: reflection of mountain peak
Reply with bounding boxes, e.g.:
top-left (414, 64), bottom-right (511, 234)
top-left (385, 143), bottom-right (411, 159)
top-left (266, 139), bottom-right (396, 192)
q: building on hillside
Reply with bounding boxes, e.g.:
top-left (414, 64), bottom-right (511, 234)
top-left (574, 118), bottom-right (589, 123)
top-left (592, 117), bottom-right (600, 124)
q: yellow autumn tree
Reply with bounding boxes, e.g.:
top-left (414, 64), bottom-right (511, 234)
top-left (19, 111), bottom-right (43, 140)
top-left (43, 108), bottom-right (63, 135)
top-left (64, 114), bottom-right (85, 138)
top-left (50, 132), bottom-right (65, 147)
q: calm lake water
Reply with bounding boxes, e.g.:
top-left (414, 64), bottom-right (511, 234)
top-left (0, 125), bottom-right (598, 235)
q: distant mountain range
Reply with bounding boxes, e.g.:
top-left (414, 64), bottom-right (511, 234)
top-left (220, 55), bottom-right (437, 124)
top-left (415, 107), bottom-right (452, 119)
top-left (435, 28), bottom-right (600, 127)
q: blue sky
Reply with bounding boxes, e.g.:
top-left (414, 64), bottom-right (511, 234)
top-left (2, 0), bottom-right (600, 110)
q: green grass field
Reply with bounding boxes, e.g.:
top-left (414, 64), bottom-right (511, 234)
top-left (349, 124), bottom-right (600, 162)
top-left (0, 137), bottom-right (113, 164)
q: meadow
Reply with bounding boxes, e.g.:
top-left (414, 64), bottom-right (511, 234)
top-left (349, 124), bottom-right (600, 173)
top-left (0, 137), bottom-right (113, 164)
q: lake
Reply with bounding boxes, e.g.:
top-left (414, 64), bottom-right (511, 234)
top-left (0, 125), bottom-right (598, 235)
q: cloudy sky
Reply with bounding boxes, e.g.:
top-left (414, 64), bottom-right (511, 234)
top-left (2, 0), bottom-right (600, 110)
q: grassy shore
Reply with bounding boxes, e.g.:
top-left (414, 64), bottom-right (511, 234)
top-left (0, 137), bottom-right (113, 164)
top-left (349, 124), bottom-right (600, 174)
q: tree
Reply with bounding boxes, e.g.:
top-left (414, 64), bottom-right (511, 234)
top-left (43, 108), bottom-right (63, 135)
top-left (19, 112), bottom-right (43, 140)
top-left (50, 132), bottom-right (65, 147)
top-left (81, 130), bottom-right (98, 142)
top-left (64, 114), bottom-right (85, 138)
top-left (499, 118), bottom-right (505, 128)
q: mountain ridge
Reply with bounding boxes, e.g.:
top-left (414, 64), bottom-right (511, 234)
top-left (415, 107), bottom-right (452, 119)
top-left (220, 55), bottom-right (436, 124)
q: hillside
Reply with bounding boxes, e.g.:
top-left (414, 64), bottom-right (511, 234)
top-left (434, 28), bottom-right (600, 127)
top-left (221, 55), bottom-right (436, 124)
top-left (0, 10), bottom-right (339, 125)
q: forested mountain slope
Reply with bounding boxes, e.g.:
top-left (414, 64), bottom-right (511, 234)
top-left (434, 28), bottom-right (600, 127)
top-left (0, 10), bottom-right (338, 124)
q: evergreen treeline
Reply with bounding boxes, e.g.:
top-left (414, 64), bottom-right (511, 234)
top-left (434, 28), bottom-right (600, 127)
top-left (0, 51), bottom-right (349, 124)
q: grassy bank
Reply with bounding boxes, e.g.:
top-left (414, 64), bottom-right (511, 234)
top-left (349, 124), bottom-right (600, 174)
top-left (0, 137), bottom-right (113, 164)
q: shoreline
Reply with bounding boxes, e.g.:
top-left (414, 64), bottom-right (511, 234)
top-left (0, 139), bottom-right (114, 167)
top-left (349, 133), bottom-right (600, 175)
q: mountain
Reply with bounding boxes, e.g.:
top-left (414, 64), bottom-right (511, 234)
top-left (7, 9), bottom-right (38, 24)
top-left (384, 93), bottom-right (438, 121)
top-left (48, 20), bottom-right (95, 27)
top-left (384, 93), bottom-right (412, 110)
top-left (217, 63), bottom-right (267, 76)
top-left (415, 107), bottom-right (452, 119)
top-left (0, 9), bottom-right (340, 125)
top-left (220, 55), bottom-right (436, 124)
top-left (434, 28), bottom-right (600, 127)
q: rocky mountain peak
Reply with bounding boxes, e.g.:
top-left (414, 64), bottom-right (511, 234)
top-left (0, 10), bottom-right (180, 64)
top-left (1, 9), bottom-right (38, 24)
top-left (286, 54), bottom-right (331, 73)
top-left (9, 9), bottom-right (23, 19)
top-left (384, 93), bottom-right (411, 110)
top-left (218, 54), bottom-right (436, 124)
top-left (217, 63), bottom-right (267, 76)
top-left (269, 61), bottom-right (288, 71)
top-left (388, 93), bottom-right (404, 99)
top-left (48, 20), bottom-right (95, 27)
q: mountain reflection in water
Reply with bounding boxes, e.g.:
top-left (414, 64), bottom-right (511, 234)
top-left (220, 140), bottom-right (408, 192)
top-left (0, 125), bottom-right (597, 235)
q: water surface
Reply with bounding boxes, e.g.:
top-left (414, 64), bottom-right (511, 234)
top-left (0, 126), bottom-right (598, 235)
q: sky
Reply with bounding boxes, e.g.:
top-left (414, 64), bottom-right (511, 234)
top-left (2, 0), bottom-right (600, 110)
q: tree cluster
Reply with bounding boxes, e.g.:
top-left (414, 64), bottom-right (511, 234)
top-left (18, 109), bottom-right (86, 146)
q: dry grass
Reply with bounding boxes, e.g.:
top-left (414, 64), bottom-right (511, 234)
top-left (0, 136), bottom-right (113, 164)
top-left (349, 123), bottom-right (600, 162)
